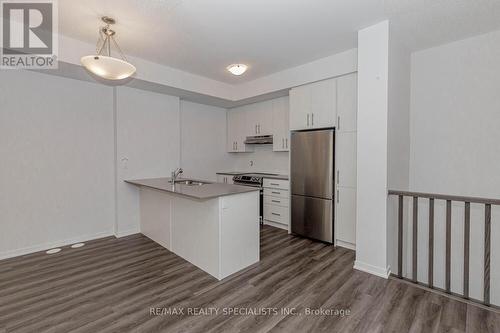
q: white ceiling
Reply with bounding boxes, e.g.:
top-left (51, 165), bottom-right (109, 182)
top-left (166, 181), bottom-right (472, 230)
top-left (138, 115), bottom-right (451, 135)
top-left (59, 0), bottom-right (500, 84)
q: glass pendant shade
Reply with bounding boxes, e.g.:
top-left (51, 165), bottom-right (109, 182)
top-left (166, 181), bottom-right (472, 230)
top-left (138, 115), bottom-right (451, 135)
top-left (81, 55), bottom-right (136, 80)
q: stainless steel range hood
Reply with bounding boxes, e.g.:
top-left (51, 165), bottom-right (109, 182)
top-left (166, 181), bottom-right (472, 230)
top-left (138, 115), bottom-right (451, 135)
top-left (244, 135), bottom-right (274, 145)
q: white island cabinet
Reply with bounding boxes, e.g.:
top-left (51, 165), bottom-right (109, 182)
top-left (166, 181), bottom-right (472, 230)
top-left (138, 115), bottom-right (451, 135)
top-left (126, 178), bottom-right (260, 280)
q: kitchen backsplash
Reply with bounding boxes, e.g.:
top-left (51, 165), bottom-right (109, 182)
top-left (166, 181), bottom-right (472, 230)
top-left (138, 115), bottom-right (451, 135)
top-left (228, 144), bottom-right (289, 174)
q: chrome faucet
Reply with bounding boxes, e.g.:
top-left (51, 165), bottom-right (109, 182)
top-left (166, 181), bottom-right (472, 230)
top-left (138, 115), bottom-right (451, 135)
top-left (170, 167), bottom-right (183, 183)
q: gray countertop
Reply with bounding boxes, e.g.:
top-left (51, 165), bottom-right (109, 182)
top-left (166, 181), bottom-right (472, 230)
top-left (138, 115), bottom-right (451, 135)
top-left (216, 171), bottom-right (247, 175)
top-left (125, 177), bottom-right (259, 200)
top-left (261, 174), bottom-right (289, 180)
top-left (216, 171), bottom-right (289, 180)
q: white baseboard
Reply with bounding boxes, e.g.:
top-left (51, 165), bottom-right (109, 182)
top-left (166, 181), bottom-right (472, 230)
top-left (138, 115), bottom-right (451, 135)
top-left (263, 220), bottom-right (288, 231)
top-left (353, 260), bottom-right (391, 279)
top-left (114, 226), bottom-right (141, 238)
top-left (336, 239), bottom-right (356, 251)
top-left (0, 230), bottom-right (114, 261)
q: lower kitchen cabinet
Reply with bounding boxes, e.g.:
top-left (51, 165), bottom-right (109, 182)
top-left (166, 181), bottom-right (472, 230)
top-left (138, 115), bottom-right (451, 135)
top-left (263, 204), bottom-right (289, 225)
top-left (263, 179), bottom-right (290, 230)
top-left (335, 186), bottom-right (356, 249)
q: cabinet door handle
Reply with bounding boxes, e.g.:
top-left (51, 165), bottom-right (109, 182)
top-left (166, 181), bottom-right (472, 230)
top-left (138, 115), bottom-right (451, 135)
top-left (337, 170), bottom-right (339, 184)
top-left (272, 191), bottom-right (280, 194)
top-left (307, 114), bottom-right (310, 126)
top-left (270, 183), bottom-right (279, 186)
top-left (282, 138), bottom-right (284, 149)
top-left (337, 190), bottom-right (339, 203)
top-left (286, 138), bottom-right (288, 149)
top-left (338, 116), bottom-right (340, 130)
top-left (311, 113), bottom-right (314, 126)
top-left (272, 212), bottom-right (281, 216)
top-left (236, 142), bottom-right (238, 150)
top-left (272, 200), bottom-right (281, 203)
top-left (258, 124), bottom-right (261, 134)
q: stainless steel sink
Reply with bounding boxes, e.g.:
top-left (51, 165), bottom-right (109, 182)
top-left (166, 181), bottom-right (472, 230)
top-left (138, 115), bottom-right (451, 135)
top-left (174, 180), bottom-right (208, 186)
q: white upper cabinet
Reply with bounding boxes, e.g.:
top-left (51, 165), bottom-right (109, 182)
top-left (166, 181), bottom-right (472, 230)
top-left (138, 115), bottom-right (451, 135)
top-left (227, 98), bottom-right (285, 153)
top-left (289, 78), bottom-right (337, 131)
top-left (272, 96), bottom-right (289, 152)
top-left (227, 107), bottom-right (253, 153)
top-left (248, 100), bottom-right (273, 136)
top-left (289, 84), bottom-right (311, 130)
top-left (336, 73), bottom-right (357, 132)
top-left (310, 79), bottom-right (337, 129)
top-left (227, 109), bottom-right (238, 152)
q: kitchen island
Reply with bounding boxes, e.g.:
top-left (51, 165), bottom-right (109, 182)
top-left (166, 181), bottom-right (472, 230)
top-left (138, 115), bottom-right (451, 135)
top-left (125, 177), bottom-right (260, 280)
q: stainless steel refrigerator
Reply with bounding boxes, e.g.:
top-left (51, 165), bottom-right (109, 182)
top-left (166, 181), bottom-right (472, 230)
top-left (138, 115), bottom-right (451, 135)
top-left (290, 129), bottom-right (334, 243)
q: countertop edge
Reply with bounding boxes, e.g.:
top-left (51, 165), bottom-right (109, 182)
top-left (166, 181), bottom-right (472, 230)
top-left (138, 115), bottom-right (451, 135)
top-left (125, 179), bottom-right (260, 200)
top-left (216, 172), bottom-right (289, 180)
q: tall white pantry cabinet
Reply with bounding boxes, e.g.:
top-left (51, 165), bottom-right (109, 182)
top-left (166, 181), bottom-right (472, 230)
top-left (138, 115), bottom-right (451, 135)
top-left (289, 73), bottom-right (357, 249)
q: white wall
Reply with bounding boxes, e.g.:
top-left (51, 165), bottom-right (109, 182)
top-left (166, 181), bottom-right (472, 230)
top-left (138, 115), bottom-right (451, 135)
top-left (386, 24), bottom-right (412, 274)
top-left (409, 29), bottom-right (500, 305)
top-left (115, 87), bottom-right (180, 236)
top-left (0, 70), bottom-right (115, 259)
top-left (355, 20), bottom-right (390, 278)
top-left (229, 146), bottom-right (289, 174)
top-left (180, 101), bottom-right (231, 181)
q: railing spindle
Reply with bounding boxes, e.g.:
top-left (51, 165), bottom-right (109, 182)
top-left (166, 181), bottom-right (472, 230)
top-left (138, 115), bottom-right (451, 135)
top-left (388, 190), bottom-right (499, 308)
top-left (445, 200), bottom-right (452, 293)
top-left (428, 198), bottom-right (434, 288)
top-left (413, 197), bottom-right (418, 282)
top-left (398, 195), bottom-right (403, 277)
top-left (463, 202), bottom-right (470, 299)
top-left (484, 204), bottom-right (491, 306)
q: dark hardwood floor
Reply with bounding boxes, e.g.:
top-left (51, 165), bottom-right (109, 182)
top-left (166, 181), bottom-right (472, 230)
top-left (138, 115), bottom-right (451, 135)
top-left (0, 226), bottom-right (499, 333)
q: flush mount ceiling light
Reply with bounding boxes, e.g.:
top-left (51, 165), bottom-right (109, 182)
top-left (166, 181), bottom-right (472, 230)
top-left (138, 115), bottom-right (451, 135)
top-left (81, 16), bottom-right (136, 80)
top-left (227, 64), bottom-right (248, 76)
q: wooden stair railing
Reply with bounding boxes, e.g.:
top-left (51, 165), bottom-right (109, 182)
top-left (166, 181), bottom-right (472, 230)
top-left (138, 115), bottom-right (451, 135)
top-left (388, 190), bottom-right (500, 307)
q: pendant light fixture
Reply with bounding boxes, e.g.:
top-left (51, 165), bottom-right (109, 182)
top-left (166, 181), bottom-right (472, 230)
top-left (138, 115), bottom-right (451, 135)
top-left (81, 16), bottom-right (136, 80)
